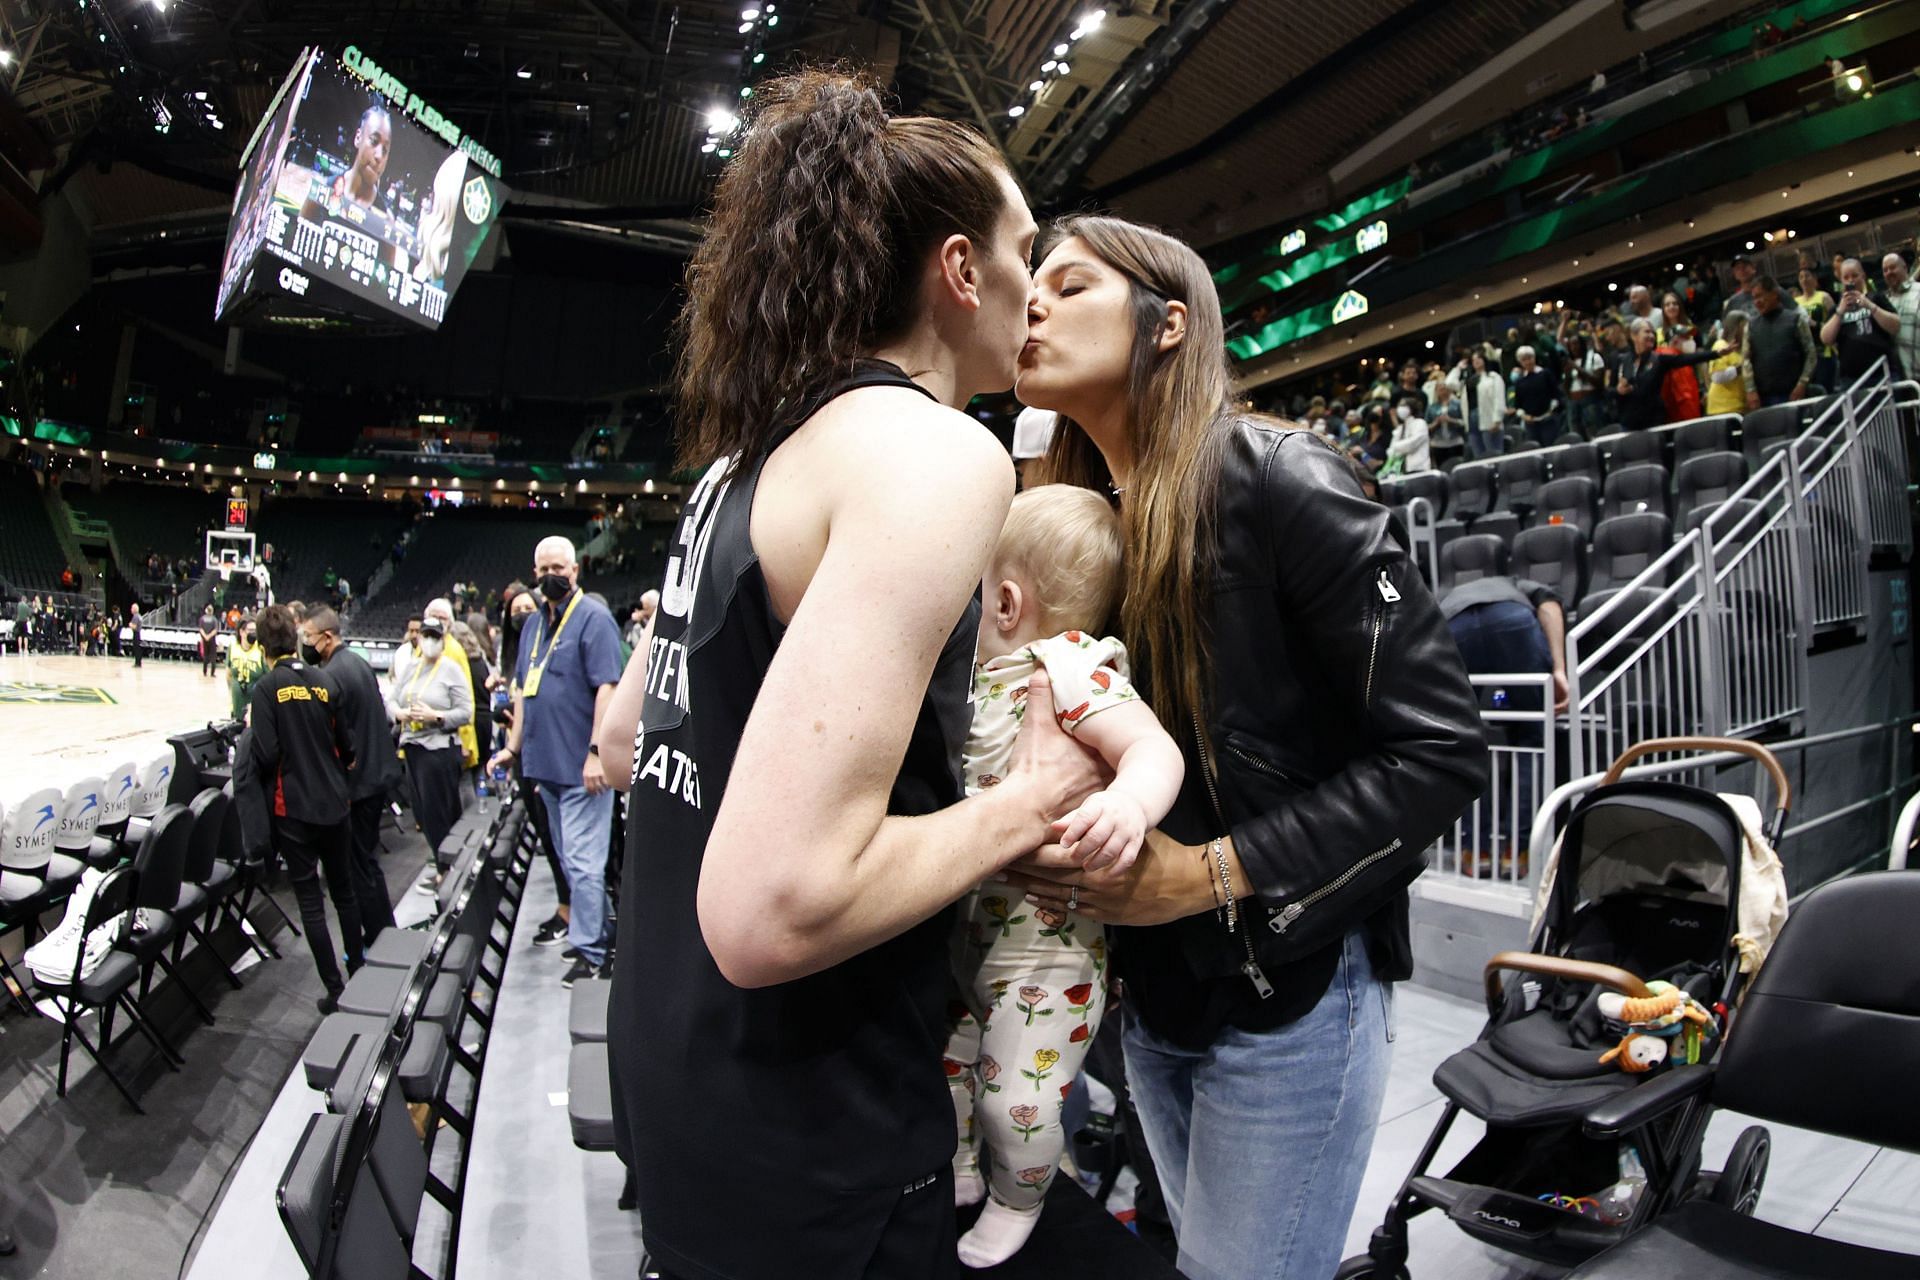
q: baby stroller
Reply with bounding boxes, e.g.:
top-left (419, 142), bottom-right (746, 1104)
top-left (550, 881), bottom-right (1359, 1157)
top-left (1337, 736), bottom-right (1790, 1278)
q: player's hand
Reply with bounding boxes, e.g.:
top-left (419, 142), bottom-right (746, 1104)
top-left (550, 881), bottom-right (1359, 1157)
top-left (1052, 789), bottom-right (1147, 875)
top-left (583, 751), bottom-right (608, 795)
top-left (1003, 669), bottom-right (1108, 829)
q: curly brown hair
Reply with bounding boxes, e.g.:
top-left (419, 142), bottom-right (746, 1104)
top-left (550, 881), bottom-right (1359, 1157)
top-left (674, 69), bottom-right (1013, 474)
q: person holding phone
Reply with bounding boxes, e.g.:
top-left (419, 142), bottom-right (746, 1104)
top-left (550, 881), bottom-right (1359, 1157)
top-left (1821, 257), bottom-right (1903, 383)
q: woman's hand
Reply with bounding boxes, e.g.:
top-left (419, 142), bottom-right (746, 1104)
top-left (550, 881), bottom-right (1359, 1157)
top-left (1001, 829), bottom-right (1221, 927)
top-left (1054, 789), bottom-right (1146, 874)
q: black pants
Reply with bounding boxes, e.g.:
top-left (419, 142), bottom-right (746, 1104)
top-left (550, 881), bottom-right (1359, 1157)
top-left (277, 815), bottom-right (363, 996)
top-left (521, 762), bottom-right (568, 906)
top-left (131, 634), bottom-right (142, 666)
top-left (200, 638), bottom-right (217, 675)
top-left (348, 793), bottom-right (397, 942)
top-left (404, 742), bottom-right (463, 867)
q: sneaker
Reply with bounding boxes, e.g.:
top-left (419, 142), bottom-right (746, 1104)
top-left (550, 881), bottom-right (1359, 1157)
top-left (413, 870), bottom-right (443, 896)
top-left (561, 946), bottom-right (581, 961)
top-left (560, 958), bottom-right (599, 989)
top-left (532, 915), bottom-right (568, 946)
top-left (317, 990), bottom-right (341, 1015)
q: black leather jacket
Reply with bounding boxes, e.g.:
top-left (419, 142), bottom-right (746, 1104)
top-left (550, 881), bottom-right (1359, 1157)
top-left (1121, 419), bottom-right (1487, 1047)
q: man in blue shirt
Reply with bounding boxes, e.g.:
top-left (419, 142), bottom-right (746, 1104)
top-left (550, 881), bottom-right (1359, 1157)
top-left (489, 535), bottom-right (624, 986)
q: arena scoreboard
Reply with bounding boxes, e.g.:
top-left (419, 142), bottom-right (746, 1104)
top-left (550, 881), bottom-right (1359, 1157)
top-left (215, 47), bottom-right (505, 332)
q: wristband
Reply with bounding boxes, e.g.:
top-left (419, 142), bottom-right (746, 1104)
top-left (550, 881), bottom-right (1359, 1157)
top-left (1211, 838), bottom-right (1238, 932)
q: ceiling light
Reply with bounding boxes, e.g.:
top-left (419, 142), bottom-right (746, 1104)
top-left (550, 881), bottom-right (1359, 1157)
top-left (717, 148), bottom-right (732, 157)
top-left (752, 52), bottom-right (765, 63)
top-left (1056, 61), bottom-right (1071, 75)
top-left (742, 6), bottom-right (760, 17)
top-left (1788, 229), bottom-right (1797, 238)
top-left (1030, 80), bottom-right (1044, 92)
top-left (1839, 213), bottom-right (1851, 223)
top-left (516, 65), bottom-right (532, 79)
top-left (1763, 231), bottom-right (1774, 242)
top-left (1847, 170), bottom-right (1855, 177)
top-left (1607, 282), bottom-right (1618, 291)
top-left (1846, 73), bottom-right (1863, 92)
top-left (706, 107), bottom-right (739, 132)
top-left (1054, 43), bottom-right (1070, 56)
top-left (1008, 105), bottom-right (1025, 117)
top-left (0, 50), bottom-right (13, 68)
top-left (701, 141), bottom-right (717, 153)
top-left (1746, 240), bottom-right (1756, 249)
top-left (738, 20), bottom-right (753, 32)
top-left (739, 86), bottom-right (752, 98)
top-left (1082, 9), bottom-right (1107, 28)
top-left (1042, 59), bottom-right (1057, 71)
top-left (1675, 262), bottom-right (1685, 271)
top-left (193, 90), bottom-right (207, 101)
top-left (766, 13), bottom-right (777, 23)
top-left (1424, 339), bottom-right (1435, 349)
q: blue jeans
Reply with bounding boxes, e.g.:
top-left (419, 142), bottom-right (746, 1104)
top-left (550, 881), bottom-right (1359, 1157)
top-left (536, 781), bottom-right (615, 965)
top-left (1123, 929), bottom-right (1393, 1280)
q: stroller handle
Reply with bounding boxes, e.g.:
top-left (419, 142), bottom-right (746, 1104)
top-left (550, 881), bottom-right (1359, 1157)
top-left (1484, 950), bottom-right (1652, 1017)
top-left (1600, 736), bottom-right (1791, 814)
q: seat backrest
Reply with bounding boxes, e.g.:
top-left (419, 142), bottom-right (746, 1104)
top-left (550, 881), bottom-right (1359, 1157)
top-left (184, 788), bottom-right (230, 884)
top-left (130, 754), bottom-right (175, 821)
top-left (1398, 471), bottom-right (1448, 516)
top-left (1439, 534), bottom-right (1509, 591)
top-left (1673, 415), bottom-right (1731, 465)
top-left (1449, 464), bottom-right (1497, 518)
top-left (1573, 585), bottom-right (1672, 669)
top-left (56, 777), bottom-right (108, 853)
top-left (132, 802), bottom-right (194, 912)
top-left (1532, 475), bottom-right (1599, 535)
top-left (1738, 401), bottom-right (1802, 467)
top-left (1470, 511), bottom-right (1520, 549)
top-left (1597, 429), bottom-right (1665, 469)
top-left (1714, 872), bottom-right (1920, 1153)
top-left (1552, 442), bottom-right (1600, 483)
top-left (2, 786), bottom-right (62, 873)
top-left (1675, 450), bottom-right (1749, 525)
top-left (1511, 523), bottom-right (1589, 608)
top-left (1601, 462), bottom-right (1671, 519)
top-left (1686, 496), bottom-right (1761, 542)
top-left (1494, 454), bottom-right (1545, 511)
top-left (1589, 512), bottom-right (1674, 594)
top-left (99, 761), bottom-right (140, 828)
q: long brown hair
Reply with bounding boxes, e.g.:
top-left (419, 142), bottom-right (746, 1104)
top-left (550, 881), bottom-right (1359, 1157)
top-left (1028, 215), bottom-right (1233, 742)
top-left (674, 69), bottom-right (1011, 474)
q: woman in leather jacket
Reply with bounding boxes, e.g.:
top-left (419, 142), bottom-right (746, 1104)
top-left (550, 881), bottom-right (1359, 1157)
top-left (1007, 215), bottom-right (1487, 1279)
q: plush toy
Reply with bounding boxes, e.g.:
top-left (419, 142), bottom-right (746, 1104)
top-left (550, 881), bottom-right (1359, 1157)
top-left (1597, 981), bottom-right (1718, 1072)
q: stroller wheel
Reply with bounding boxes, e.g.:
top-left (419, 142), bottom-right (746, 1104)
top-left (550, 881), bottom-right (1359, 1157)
top-left (1710, 1126), bottom-right (1770, 1216)
top-left (1334, 1258), bottom-right (1410, 1280)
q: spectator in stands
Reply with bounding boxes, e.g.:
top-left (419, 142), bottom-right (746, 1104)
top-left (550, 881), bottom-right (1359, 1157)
top-left (301, 607), bottom-right (399, 941)
top-left (1625, 285), bottom-right (1656, 326)
top-left (1395, 360), bottom-right (1429, 413)
top-left (1822, 257), bottom-right (1903, 383)
top-left (1451, 348), bottom-right (1510, 457)
top-left (625, 590), bottom-right (658, 656)
top-left (390, 614), bottom-right (424, 690)
top-left (386, 614), bottom-right (472, 882)
top-left (1883, 251), bottom-right (1919, 381)
top-left (1349, 404), bottom-right (1393, 472)
top-left (486, 536), bottom-right (623, 987)
top-left (1562, 333), bottom-right (1609, 433)
top-left (1719, 253), bottom-right (1794, 323)
top-left (1386, 398), bottom-right (1432, 473)
top-left (228, 616), bottom-right (264, 720)
top-left (1510, 346), bottom-right (1563, 440)
top-left (243, 603), bottom-right (362, 1014)
top-left (129, 603), bottom-right (143, 668)
top-left (1658, 290), bottom-right (1699, 349)
top-left (1706, 312), bottom-right (1750, 415)
top-left (1740, 276), bottom-right (1816, 408)
top-left (424, 596), bottom-right (481, 777)
top-left (1796, 266), bottom-right (1838, 391)
top-left (1614, 317), bottom-right (1715, 429)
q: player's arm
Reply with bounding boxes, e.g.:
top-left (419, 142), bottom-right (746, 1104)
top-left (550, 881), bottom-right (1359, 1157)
top-left (596, 644), bottom-right (649, 794)
top-left (1050, 700), bottom-right (1185, 873)
top-left (698, 408), bottom-right (1100, 989)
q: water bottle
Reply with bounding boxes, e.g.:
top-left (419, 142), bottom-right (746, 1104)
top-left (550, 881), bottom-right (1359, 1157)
top-left (1491, 688), bottom-right (1509, 710)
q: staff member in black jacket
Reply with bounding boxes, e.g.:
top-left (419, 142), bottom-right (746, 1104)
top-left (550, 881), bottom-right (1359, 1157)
top-left (247, 603), bottom-right (363, 1012)
top-left (1612, 316), bottom-right (1715, 429)
top-left (299, 606), bottom-right (399, 942)
top-left (1010, 216), bottom-right (1487, 1279)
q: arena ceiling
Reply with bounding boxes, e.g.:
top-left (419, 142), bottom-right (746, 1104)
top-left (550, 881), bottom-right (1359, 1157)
top-left (2, 0), bottom-right (1743, 253)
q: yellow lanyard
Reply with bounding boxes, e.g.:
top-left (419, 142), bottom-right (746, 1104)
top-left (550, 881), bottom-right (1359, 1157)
top-left (522, 591), bottom-right (581, 699)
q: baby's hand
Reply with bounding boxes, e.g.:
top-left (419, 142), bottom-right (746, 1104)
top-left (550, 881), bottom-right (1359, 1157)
top-left (1053, 789), bottom-right (1147, 875)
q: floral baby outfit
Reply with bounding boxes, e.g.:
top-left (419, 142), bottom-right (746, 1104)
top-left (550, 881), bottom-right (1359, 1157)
top-left (945, 632), bottom-right (1137, 1211)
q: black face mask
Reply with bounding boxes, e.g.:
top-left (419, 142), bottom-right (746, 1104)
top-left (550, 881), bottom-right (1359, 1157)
top-left (300, 641), bottom-right (323, 665)
top-left (538, 573), bottom-right (572, 603)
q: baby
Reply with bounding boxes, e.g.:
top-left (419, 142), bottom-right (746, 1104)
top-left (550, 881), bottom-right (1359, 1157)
top-left (945, 484), bottom-right (1184, 1267)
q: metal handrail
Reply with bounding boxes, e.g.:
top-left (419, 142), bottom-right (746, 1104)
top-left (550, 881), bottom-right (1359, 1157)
top-left (1891, 791), bottom-right (1920, 872)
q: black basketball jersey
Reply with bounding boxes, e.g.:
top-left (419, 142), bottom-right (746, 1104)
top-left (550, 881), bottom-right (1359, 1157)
top-left (607, 362), bottom-right (979, 1279)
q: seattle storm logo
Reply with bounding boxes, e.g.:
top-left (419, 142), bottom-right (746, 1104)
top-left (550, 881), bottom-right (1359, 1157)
top-left (462, 175), bottom-right (492, 225)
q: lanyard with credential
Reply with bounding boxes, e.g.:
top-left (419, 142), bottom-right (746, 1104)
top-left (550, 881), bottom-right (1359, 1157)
top-left (522, 591), bottom-right (581, 699)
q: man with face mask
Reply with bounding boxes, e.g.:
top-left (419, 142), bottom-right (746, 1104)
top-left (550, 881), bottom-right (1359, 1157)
top-left (386, 614), bottom-right (473, 875)
top-left (301, 607), bottom-right (400, 940)
top-left (391, 615), bottom-right (424, 691)
top-left (488, 536), bottom-right (624, 987)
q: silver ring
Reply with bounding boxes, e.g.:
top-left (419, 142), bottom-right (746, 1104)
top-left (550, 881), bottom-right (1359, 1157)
top-left (1067, 886), bottom-right (1079, 912)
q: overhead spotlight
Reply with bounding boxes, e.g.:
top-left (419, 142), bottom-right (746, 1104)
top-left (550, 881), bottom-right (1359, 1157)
top-left (1042, 59), bottom-right (1057, 71)
top-left (1845, 73), bottom-right (1863, 92)
top-left (739, 85), bottom-right (752, 98)
top-left (193, 90), bottom-right (207, 100)
top-left (767, 13), bottom-right (777, 23)
top-left (738, 20), bottom-right (753, 32)
top-left (1674, 262), bottom-right (1685, 271)
top-left (1627, 240), bottom-right (1635, 248)
top-left (211, 118), bottom-right (224, 129)
top-left (1847, 170), bottom-right (1854, 177)
top-left (706, 107), bottom-right (739, 132)
top-left (742, 6), bottom-right (760, 17)
top-left (1054, 42), bottom-right (1070, 56)
top-left (1030, 80), bottom-right (1044, 92)
top-left (717, 148), bottom-right (732, 157)
top-left (752, 52), bottom-right (765, 63)
top-left (1056, 61), bottom-right (1071, 75)
top-left (516, 65), bottom-right (532, 79)
top-left (1008, 104), bottom-right (1025, 117)
top-left (701, 141), bottom-right (717, 153)
top-left (1082, 9), bottom-right (1107, 28)
top-left (0, 49), bottom-right (13, 68)
top-left (1763, 232), bottom-right (1774, 242)
top-left (1839, 213), bottom-right (1851, 223)
top-left (1424, 339), bottom-right (1435, 349)
top-left (1788, 229), bottom-right (1797, 238)
top-left (1607, 282), bottom-right (1618, 291)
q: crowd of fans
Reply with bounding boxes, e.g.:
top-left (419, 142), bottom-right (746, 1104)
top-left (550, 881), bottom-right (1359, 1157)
top-left (1283, 245), bottom-right (1918, 475)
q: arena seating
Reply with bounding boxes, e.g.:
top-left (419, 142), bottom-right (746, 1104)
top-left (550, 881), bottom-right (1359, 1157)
top-left (347, 507), bottom-right (585, 637)
top-left (248, 498), bottom-right (412, 606)
top-left (0, 468), bottom-right (77, 594)
top-left (66, 482), bottom-right (225, 580)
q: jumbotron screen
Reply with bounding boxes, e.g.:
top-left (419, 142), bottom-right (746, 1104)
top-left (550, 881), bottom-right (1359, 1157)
top-left (214, 47), bottom-right (504, 331)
